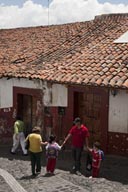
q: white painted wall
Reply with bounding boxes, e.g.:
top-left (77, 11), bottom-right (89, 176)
top-left (114, 31), bottom-right (128, 43)
top-left (52, 84), bottom-right (67, 107)
top-left (0, 78), bottom-right (39, 108)
top-left (0, 78), bottom-right (67, 108)
top-left (38, 82), bottom-right (67, 107)
top-left (109, 89), bottom-right (128, 133)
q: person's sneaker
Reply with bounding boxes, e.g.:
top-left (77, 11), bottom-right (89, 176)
top-left (46, 171), bottom-right (50, 174)
top-left (86, 164), bottom-right (92, 171)
top-left (45, 172), bottom-right (51, 176)
top-left (70, 166), bottom-right (76, 174)
top-left (36, 171), bottom-right (41, 175)
top-left (32, 173), bottom-right (36, 177)
top-left (10, 151), bottom-right (16, 155)
top-left (49, 172), bottom-right (55, 176)
top-left (76, 171), bottom-right (82, 176)
top-left (22, 153), bottom-right (28, 156)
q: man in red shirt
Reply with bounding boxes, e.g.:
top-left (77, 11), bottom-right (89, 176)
top-left (62, 117), bottom-right (89, 176)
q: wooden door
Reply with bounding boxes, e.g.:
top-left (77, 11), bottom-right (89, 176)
top-left (74, 87), bottom-right (108, 152)
top-left (17, 94), bottom-right (33, 136)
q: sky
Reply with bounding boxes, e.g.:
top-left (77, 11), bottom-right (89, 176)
top-left (0, 0), bottom-right (127, 29)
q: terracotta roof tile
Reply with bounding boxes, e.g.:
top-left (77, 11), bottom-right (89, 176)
top-left (0, 13), bottom-right (128, 88)
top-left (116, 79), bottom-right (123, 87)
top-left (123, 80), bottom-right (128, 88)
top-left (95, 78), bottom-right (102, 85)
top-left (102, 79), bottom-right (109, 86)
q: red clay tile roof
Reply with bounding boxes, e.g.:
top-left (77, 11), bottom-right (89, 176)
top-left (0, 13), bottom-right (128, 88)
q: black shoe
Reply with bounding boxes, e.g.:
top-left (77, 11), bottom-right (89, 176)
top-left (22, 153), bottom-right (28, 156)
top-left (10, 151), bottom-right (16, 155)
top-left (70, 166), bottom-right (76, 174)
top-left (32, 173), bottom-right (36, 177)
top-left (76, 171), bottom-right (82, 176)
top-left (72, 166), bottom-right (76, 170)
top-left (36, 171), bottom-right (41, 175)
top-left (36, 169), bottom-right (41, 174)
top-left (72, 166), bottom-right (76, 172)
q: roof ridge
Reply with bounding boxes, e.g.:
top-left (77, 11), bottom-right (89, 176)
top-left (95, 13), bottom-right (128, 21)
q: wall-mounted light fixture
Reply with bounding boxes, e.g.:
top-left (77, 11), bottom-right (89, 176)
top-left (111, 89), bottom-right (118, 97)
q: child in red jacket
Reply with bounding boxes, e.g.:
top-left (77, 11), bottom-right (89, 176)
top-left (88, 141), bottom-right (102, 178)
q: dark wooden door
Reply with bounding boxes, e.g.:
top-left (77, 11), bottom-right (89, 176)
top-left (74, 87), bottom-right (108, 152)
top-left (17, 94), bottom-right (33, 136)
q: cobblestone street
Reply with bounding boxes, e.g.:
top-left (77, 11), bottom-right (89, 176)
top-left (0, 146), bottom-right (128, 192)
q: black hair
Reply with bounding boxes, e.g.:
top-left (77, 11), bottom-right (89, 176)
top-left (94, 141), bottom-right (101, 149)
top-left (74, 117), bottom-right (81, 123)
top-left (49, 134), bottom-right (56, 144)
top-left (16, 116), bottom-right (22, 120)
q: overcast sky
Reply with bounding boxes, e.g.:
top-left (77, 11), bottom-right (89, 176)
top-left (0, 0), bottom-right (127, 29)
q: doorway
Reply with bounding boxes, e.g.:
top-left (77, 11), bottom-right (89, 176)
top-left (17, 94), bottom-right (33, 136)
top-left (73, 87), bottom-right (108, 152)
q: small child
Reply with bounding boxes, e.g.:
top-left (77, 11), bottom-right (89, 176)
top-left (88, 141), bottom-right (102, 178)
top-left (46, 134), bottom-right (61, 175)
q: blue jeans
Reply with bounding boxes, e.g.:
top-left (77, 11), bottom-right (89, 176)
top-left (72, 146), bottom-right (83, 171)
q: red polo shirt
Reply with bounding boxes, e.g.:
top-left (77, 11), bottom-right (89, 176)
top-left (69, 125), bottom-right (89, 148)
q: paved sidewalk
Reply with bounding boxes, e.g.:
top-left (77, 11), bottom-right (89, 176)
top-left (0, 146), bottom-right (128, 192)
top-left (35, 173), bottom-right (88, 192)
top-left (0, 168), bottom-right (27, 192)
